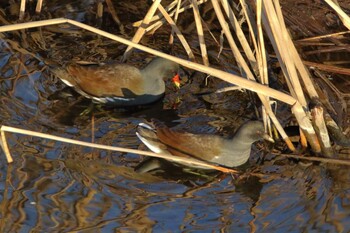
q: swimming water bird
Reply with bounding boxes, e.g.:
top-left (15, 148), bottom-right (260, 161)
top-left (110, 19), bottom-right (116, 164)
top-left (51, 57), bottom-right (180, 106)
top-left (135, 120), bottom-right (274, 173)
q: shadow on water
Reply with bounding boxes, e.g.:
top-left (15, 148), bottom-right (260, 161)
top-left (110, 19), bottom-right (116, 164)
top-left (0, 0), bottom-right (350, 232)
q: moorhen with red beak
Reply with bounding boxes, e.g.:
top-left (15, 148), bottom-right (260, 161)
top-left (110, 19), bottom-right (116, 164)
top-left (135, 120), bottom-right (274, 173)
top-left (51, 57), bottom-right (180, 106)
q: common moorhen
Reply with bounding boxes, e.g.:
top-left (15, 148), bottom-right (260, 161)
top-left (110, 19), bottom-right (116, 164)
top-left (51, 57), bottom-right (180, 106)
top-left (135, 120), bottom-right (274, 172)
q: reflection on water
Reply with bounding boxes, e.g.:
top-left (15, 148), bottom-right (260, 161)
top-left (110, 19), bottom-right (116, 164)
top-left (0, 0), bottom-right (350, 232)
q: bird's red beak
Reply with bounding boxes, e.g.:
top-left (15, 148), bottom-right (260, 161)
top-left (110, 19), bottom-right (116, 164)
top-left (172, 74), bottom-right (181, 89)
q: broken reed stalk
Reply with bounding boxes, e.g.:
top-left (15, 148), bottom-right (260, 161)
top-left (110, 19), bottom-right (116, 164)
top-left (0, 126), bottom-right (237, 173)
top-left (35, 0), bottom-right (43, 14)
top-left (97, 2), bottom-right (103, 21)
top-left (191, 0), bottom-right (209, 66)
top-left (122, 0), bottom-right (161, 62)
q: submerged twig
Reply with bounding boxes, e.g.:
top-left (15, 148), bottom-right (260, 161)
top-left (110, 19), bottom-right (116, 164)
top-left (276, 152), bottom-right (350, 166)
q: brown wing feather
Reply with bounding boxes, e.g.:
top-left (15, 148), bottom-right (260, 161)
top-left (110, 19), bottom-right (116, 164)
top-left (66, 64), bottom-right (145, 97)
top-left (155, 126), bottom-right (223, 161)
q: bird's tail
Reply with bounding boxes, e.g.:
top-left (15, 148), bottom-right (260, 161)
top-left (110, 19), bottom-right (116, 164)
top-left (136, 123), bottom-right (169, 154)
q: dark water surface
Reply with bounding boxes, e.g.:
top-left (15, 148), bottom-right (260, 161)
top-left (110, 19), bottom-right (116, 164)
top-left (0, 1), bottom-right (350, 232)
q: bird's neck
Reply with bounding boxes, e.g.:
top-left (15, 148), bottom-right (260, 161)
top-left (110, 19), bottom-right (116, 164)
top-left (140, 70), bottom-right (165, 96)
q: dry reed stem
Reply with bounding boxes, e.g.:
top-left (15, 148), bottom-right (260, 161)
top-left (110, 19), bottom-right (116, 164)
top-left (296, 30), bottom-right (350, 42)
top-left (215, 86), bottom-right (243, 93)
top-left (157, 3), bottom-right (195, 60)
top-left (19, 0), bottom-right (26, 20)
top-left (169, 0), bottom-right (182, 45)
top-left (272, 1), bottom-right (319, 100)
top-left (256, 0), bottom-right (273, 141)
top-left (256, 0), bottom-right (267, 85)
top-left (145, 0), bottom-right (179, 31)
top-left (133, 1), bottom-right (180, 35)
top-left (191, 0), bottom-right (209, 66)
top-left (303, 60), bottom-right (350, 76)
top-left (220, 0), bottom-right (257, 71)
top-left (299, 128), bottom-right (308, 148)
top-left (211, 0), bottom-right (252, 79)
top-left (264, 0), bottom-right (308, 108)
top-left (145, 0), bottom-right (203, 36)
top-left (0, 18), bottom-right (296, 105)
top-left (0, 126), bottom-right (237, 173)
top-left (144, 20), bottom-right (164, 35)
top-left (132, 0), bottom-right (208, 27)
top-left (97, 2), bottom-right (103, 20)
top-left (105, 0), bottom-right (125, 34)
top-left (35, 0), bottom-right (43, 14)
top-left (262, 98), bottom-right (295, 151)
top-left (324, 0), bottom-right (350, 30)
top-left (239, 0), bottom-right (258, 50)
top-left (122, 0), bottom-right (161, 62)
top-left (1, 130), bottom-right (13, 163)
